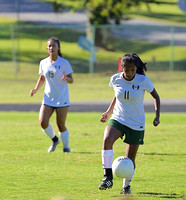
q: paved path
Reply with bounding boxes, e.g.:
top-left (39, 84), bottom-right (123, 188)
top-left (0, 99), bottom-right (185, 112)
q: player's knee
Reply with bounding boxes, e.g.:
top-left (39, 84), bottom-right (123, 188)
top-left (103, 137), bottom-right (114, 149)
top-left (57, 124), bottom-right (66, 132)
top-left (40, 120), bottom-right (48, 130)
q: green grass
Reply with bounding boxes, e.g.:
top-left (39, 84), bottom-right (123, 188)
top-left (0, 25), bottom-right (185, 64)
top-left (126, 0), bottom-right (186, 26)
top-left (0, 112), bottom-right (185, 200)
top-left (0, 63), bottom-right (185, 103)
top-left (0, 17), bottom-right (17, 24)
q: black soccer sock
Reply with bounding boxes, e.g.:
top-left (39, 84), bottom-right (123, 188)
top-left (104, 168), bottom-right (113, 180)
top-left (52, 136), bottom-right (59, 142)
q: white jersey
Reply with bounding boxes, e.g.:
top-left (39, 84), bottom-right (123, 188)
top-left (39, 56), bottom-right (73, 107)
top-left (109, 73), bottom-right (154, 131)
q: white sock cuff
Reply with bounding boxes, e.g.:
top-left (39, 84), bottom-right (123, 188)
top-left (59, 129), bottom-right (69, 149)
top-left (42, 124), bottom-right (55, 139)
top-left (102, 149), bottom-right (113, 156)
top-left (59, 129), bottom-right (69, 136)
top-left (102, 149), bottom-right (113, 169)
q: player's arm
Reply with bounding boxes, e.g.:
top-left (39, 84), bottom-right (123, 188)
top-left (150, 88), bottom-right (160, 126)
top-left (62, 73), bottom-right (73, 83)
top-left (30, 75), bottom-right (45, 97)
top-left (100, 96), bottom-right (116, 123)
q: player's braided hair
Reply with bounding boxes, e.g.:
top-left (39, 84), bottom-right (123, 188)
top-left (121, 53), bottom-right (147, 75)
top-left (47, 37), bottom-right (63, 57)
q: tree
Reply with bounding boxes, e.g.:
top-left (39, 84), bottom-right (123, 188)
top-left (84, 0), bottom-right (124, 25)
top-left (45, 0), bottom-right (175, 47)
top-left (83, 0), bottom-right (125, 47)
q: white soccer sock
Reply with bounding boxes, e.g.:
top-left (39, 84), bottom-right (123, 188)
top-left (59, 129), bottom-right (69, 149)
top-left (102, 149), bottom-right (113, 169)
top-left (42, 124), bottom-right (56, 139)
top-left (123, 169), bottom-right (135, 188)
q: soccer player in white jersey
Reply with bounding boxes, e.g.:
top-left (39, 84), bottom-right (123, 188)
top-left (98, 53), bottom-right (160, 194)
top-left (30, 37), bottom-right (73, 153)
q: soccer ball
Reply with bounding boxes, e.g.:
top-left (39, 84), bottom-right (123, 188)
top-left (112, 156), bottom-right (134, 178)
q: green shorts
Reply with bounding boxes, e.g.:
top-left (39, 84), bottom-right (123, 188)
top-left (107, 119), bottom-right (144, 145)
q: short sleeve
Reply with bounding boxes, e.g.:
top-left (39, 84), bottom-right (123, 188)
top-left (64, 60), bottom-right (73, 75)
top-left (39, 60), bottom-right (44, 75)
top-left (109, 74), bottom-right (117, 88)
top-left (144, 76), bottom-right (154, 93)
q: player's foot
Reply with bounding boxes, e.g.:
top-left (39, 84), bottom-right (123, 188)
top-left (48, 138), bottom-right (61, 153)
top-left (99, 177), bottom-right (113, 190)
top-left (63, 148), bottom-right (71, 153)
top-left (120, 185), bottom-right (132, 194)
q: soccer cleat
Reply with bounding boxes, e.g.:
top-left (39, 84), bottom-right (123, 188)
top-left (63, 148), bottom-right (71, 153)
top-left (99, 177), bottom-right (113, 190)
top-left (120, 185), bottom-right (132, 194)
top-left (48, 138), bottom-right (61, 153)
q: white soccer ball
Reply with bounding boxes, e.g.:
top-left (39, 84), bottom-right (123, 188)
top-left (112, 156), bottom-right (134, 178)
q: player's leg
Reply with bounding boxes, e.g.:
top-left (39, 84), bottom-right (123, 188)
top-left (99, 125), bottom-right (122, 190)
top-left (56, 107), bottom-right (70, 153)
top-left (121, 144), bottom-right (139, 194)
top-left (39, 104), bottom-right (61, 153)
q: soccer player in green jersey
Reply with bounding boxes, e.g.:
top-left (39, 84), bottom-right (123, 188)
top-left (99, 53), bottom-right (160, 194)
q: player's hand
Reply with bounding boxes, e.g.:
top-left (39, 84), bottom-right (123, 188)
top-left (153, 116), bottom-right (160, 126)
top-left (61, 74), bottom-right (68, 82)
top-left (100, 112), bottom-right (110, 123)
top-left (30, 89), bottom-right (37, 97)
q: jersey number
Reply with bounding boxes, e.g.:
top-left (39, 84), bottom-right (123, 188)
top-left (124, 91), bottom-right (129, 99)
top-left (49, 71), bottom-right (54, 78)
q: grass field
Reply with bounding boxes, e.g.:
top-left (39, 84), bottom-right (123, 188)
top-left (126, 0), bottom-right (186, 26)
top-left (0, 65), bottom-right (186, 103)
top-left (0, 112), bottom-right (185, 200)
top-left (0, 25), bottom-right (185, 70)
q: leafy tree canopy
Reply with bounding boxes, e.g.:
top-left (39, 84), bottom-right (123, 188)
top-left (43, 0), bottom-right (177, 24)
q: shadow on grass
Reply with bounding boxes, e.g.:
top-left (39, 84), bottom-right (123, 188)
top-left (138, 192), bottom-right (184, 199)
top-left (139, 152), bottom-right (186, 156)
top-left (112, 194), bottom-right (138, 200)
top-left (112, 192), bottom-right (184, 200)
top-left (71, 152), bottom-right (99, 154)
